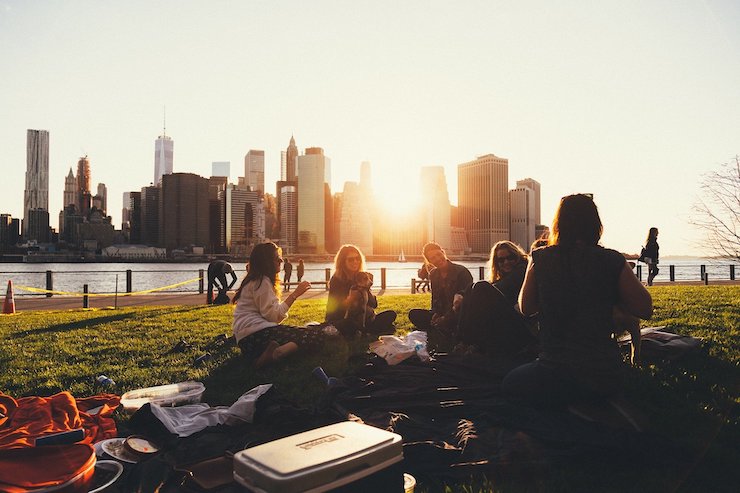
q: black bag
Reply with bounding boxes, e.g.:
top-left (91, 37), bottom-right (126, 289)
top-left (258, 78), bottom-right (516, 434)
top-left (638, 247), bottom-right (646, 263)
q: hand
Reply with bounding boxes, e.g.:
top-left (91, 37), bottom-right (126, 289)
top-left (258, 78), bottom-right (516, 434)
top-left (294, 281), bottom-right (311, 297)
top-left (453, 294), bottom-right (463, 312)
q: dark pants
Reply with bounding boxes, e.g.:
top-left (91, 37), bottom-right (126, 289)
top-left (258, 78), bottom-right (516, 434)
top-left (456, 281), bottom-right (537, 357)
top-left (207, 273), bottom-right (228, 304)
top-left (647, 262), bottom-right (659, 286)
top-left (334, 310), bottom-right (397, 337)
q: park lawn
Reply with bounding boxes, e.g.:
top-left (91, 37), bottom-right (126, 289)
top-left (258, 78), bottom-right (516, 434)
top-left (0, 286), bottom-right (738, 492)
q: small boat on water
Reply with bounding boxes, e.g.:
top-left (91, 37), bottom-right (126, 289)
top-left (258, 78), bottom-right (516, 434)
top-left (398, 249), bottom-right (407, 263)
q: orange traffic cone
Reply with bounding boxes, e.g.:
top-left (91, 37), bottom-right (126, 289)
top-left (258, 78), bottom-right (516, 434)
top-left (3, 280), bottom-right (16, 314)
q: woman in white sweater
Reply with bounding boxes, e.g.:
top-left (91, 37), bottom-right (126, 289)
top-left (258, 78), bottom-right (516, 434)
top-left (232, 242), bottom-right (326, 369)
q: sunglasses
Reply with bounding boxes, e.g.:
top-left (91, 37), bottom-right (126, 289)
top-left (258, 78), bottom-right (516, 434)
top-left (495, 255), bottom-right (516, 264)
top-left (346, 256), bottom-right (361, 262)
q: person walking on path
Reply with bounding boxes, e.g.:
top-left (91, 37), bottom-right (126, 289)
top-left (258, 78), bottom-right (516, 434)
top-left (207, 259), bottom-right (237, 305)
top-left (283, 258), bottom-right (293, 291)
top-left (296, 259), bottom-right (305, 282)
top-left (642, 227), bottom-right (660, 286)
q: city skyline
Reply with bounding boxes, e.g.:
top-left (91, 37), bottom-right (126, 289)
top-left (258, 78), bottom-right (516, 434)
top-left (2, 1), bottom-right (740, 256)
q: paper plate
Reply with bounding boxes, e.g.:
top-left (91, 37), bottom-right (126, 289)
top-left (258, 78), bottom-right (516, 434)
top-left (88, 460), bottom-right (124, 493)
top-left (99, 438), bottom-right (140, 464)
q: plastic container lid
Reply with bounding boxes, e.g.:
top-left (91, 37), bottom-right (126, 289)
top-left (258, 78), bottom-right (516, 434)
top-left (120, 381), bottom-right (205, 413)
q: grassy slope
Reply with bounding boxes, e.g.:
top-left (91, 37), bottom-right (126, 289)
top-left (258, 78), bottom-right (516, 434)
top-left (0, 286), bottom-right (737, 492)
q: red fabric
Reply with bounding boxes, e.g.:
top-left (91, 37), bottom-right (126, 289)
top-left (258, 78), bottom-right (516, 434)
top-left (0, 443), bottom-right (96, 492)
top-left (0, 391), bottom-right (120, 449)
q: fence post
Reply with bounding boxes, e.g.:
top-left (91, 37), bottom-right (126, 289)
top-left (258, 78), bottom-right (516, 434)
top-left (411, 278), bottom-right (417, 294)
top-left (478, 266), bottom-right (484, 280)
top-left (730, 265), bottom-right (735, 281)
top-left (669, 265), bottom-right (675, 282)
top-left (325, 268), bottom-right (331, 291)
top-left (83, 284), bottom-right (89, 308)
top-left (700, 265), bottom-right (706, 281)
top-left (704, 273), bottom-right (709, 285)
top-left (198, 269), bottom-right (204, 294)
top-left (636, 265), bottom-right (642, 281)
top-left (381, 268), bottom-right (387, 290)
top-left (45, 270), bottom-right (53, 298)
top-left (126, 270), bottom-right (132, 293)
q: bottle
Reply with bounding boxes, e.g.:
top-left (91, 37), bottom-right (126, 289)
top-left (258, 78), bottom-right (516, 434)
top-left (96, 375), bottom-right (115, 387)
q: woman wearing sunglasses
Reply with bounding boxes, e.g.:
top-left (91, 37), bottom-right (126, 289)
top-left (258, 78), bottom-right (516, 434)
top-left (455, 240), bottom-right (537, 362)
top-left (325, 244), bottom-right (397, 336)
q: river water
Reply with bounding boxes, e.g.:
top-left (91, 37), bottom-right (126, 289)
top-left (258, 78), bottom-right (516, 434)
top-left (0, 258), bottom-right (735, 297)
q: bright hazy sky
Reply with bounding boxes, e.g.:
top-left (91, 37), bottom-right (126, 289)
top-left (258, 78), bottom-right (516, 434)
top-left (2, 0), bottom-right (739, 256)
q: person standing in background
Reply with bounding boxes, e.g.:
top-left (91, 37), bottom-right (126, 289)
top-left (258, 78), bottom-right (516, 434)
top-left (283, 258), bottom-right (293, 291)
top-left (207, 259), bottom-right (237, 304)
top-left (296, 259), bottom-right (305, 282)
top-left (643, 227), bottom-right (660, 286)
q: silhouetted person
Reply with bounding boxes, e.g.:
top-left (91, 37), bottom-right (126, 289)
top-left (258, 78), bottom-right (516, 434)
top-left (296, 259), bottom-right (305, 282)
top-left (643, 227), bottom-right (660, 286)
top-left (283, 258), bottom-right (293, 291)
top-left (207, 260), bottom-right (237, 305)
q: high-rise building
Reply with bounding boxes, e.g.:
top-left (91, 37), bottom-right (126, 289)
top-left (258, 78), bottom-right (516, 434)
top-left (244, 150), bottom-right (265, 194)
top-left (23, 129), bottom-right (49, 238)
top-left (140, 186), bottom-right (160, 246)
top-left (96, 183), bottom-right (107, 214)
top-left (128, 191), bottom-right (142, 244)
top-left (286, 136), bottom-right (298, 181)
top-left (509, 186), bottom-right (536, 251)
top-left (76, 156), bottom-right (92, 216)
top-left (297, 147), bottom-right (331, 253)
top-left (338, 181), bottom-right (374, 254)
top-left (154, 132), bottom-right (174, 185)
top-left (223, 184), bottom-right (264, 256)
top-left (63, 168), bottom-right (76, 209)
top-left (159, 173), bottom-right (210, 251)
top-left (516, 178), bottom-right (541, 226)
top-left (212, 161), bottom-right (230, 178)
top-left (458, 154), bottom-right (510, 254)
top-left (279, 184), bottom-right (297, 254)
top-left (420, 166), bottom-right (452, 249)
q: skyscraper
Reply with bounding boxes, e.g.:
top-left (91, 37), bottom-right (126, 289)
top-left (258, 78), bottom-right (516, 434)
top-left (63, 168), bottom-right (77, 209)
top-left (154, 130), bottom-right (174, 185)
top-left (516, 178), bottom-right (541, 226)
top-left (458, 153), bottom-right (510, 254)
top-left (96, 183), bottom-right (107, 214)
top-left (23, 129), bottom-right (49, 238)
top-left (297, 147), bottom-right (331, 253)
top-left (338, 181), bottom-right (373, 254)
top-left (286, 136), bottom-right (298, 181)
top-left (509, 186), bottom-right (536, 250)
top-left (244, 150), bottom-right (265, 194)
top-left (76, 156), bottom-right (92, 216)
top-left (420, 166), bottom-right (452, 249)
top-left (159, 173), bottom-right (210, 250)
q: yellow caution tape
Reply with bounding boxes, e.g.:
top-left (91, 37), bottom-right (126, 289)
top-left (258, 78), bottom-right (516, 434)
top-left (15, 277), bottom-right (203, 297)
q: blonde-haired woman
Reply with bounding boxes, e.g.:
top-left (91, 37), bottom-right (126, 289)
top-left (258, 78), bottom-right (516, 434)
top-left (455, 241), bottom-right (536, 360)
top-left (325, 244), bottom-right (397, 336)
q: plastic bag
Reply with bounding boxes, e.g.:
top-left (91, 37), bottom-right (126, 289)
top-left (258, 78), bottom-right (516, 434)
top-left (369, 330), bottom-right (429, 365)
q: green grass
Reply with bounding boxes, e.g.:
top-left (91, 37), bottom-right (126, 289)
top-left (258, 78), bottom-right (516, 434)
top-left (0, 286), bottom-right (738, 492)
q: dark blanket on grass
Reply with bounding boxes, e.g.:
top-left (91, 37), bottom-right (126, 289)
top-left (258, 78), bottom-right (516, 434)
top-left (121, 353), bottom-right (681, 491)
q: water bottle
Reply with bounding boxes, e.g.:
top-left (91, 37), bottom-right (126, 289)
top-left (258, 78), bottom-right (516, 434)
top-left (96, 375), bottom-right (115, 387)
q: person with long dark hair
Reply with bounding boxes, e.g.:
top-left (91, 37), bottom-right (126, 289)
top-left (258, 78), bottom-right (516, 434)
top-left (232, 242), bottom-right (333, 369)
top-left (503, 194), bottom-right (652, 408)
top-left (325, 244), bottom-right (397, 336)
top-left (455, 241), bottom-right (537, 359)
top-left (643, 227), bottom-right (660, 286)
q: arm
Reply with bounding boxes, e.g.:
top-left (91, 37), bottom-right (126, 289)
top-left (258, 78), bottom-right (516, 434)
top-left (518, 257), bottom-right (539, 317)
top-left (227, 271), bottom-right (237, 290)
top-left (617, 261), bottom-right (653, 320)
top-left (253, 278), bottom-right (289, 324)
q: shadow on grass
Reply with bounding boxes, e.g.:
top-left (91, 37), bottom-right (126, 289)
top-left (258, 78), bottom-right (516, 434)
top-left (11, 305), bottom-right (207, 338)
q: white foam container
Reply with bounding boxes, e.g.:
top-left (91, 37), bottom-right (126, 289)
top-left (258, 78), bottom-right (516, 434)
top-left (120, 381), bottom-right (205, 413)
top-left (233, 421), bottom-right (403, 493)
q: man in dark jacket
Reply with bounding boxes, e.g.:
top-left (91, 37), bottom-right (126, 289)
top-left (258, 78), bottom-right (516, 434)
top-left (408, 242), bottom-right (473, 338)
top-left (207, 260), bottom-right (237, 304)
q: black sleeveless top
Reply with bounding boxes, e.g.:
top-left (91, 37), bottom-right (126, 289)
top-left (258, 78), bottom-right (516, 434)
top-left (532, 244), bottom-right (626, 393)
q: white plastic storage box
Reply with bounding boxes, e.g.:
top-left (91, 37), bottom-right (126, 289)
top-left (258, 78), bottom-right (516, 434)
top-left (120, 381), bottom-right (205, 413)
top-left (233, 421), bottom-right (403, 493)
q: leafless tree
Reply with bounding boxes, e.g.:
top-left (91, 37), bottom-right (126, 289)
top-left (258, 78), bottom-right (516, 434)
top-left (690, 156), bottom-right (740, 261)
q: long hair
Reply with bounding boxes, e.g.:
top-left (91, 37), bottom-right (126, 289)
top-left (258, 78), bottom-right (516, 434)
top-left (232, 242), bottom-right (282, 303)
top-left (645, 227), bottom-right (658, 244)
top-left (550, 194), bottom-right (603, 247)
top-left (332, 244), bottom-right (366, 282)
top-left (489, 241), bottom-right (528, 282)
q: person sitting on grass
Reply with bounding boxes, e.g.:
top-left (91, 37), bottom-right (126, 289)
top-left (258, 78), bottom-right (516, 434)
top-left (408, 242), bottom-right (473, 344)
top-left (325, 244), bottom-right (397, 337)
top-left (232, 242), bottom-right (335, 369)
top-left (502, 194), bottom-right (652, 411)
top-left (454, 240), bottom-right (537, 361)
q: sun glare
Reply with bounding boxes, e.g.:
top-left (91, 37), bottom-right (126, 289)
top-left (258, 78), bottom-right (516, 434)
top-left (372, 178), bottom-right (421, 219)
